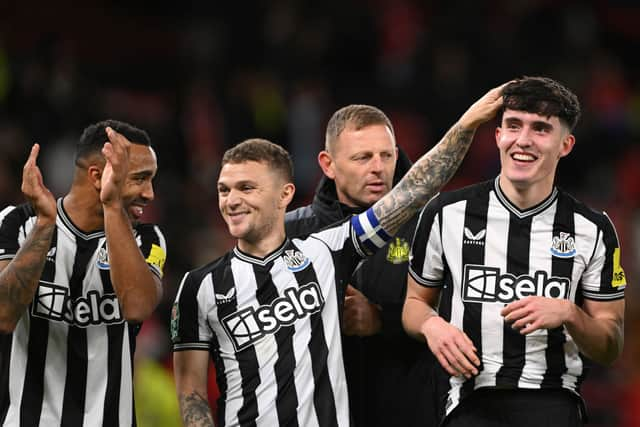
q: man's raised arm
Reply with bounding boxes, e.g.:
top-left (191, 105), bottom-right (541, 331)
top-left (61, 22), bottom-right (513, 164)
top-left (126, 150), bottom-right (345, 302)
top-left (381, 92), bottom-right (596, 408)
top-left (374, 84), bottom-right (506, 236)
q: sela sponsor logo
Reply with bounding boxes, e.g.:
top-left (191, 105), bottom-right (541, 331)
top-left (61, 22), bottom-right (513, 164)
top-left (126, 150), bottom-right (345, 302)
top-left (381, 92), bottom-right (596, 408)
top-left (215, 288), bottom-right (236, 304)
top-left (462, 264), bottom-right (569, 304)
top-left (222, 282), bottom-right (324, 351)
top-left (32, 281), bottom-right (123, 327)
top-left (283, 249), bottom-right (310, 272)
top-left (550, 232), bottom-right (576, 258)
top-left (463, 227), bottom-right (486, 246)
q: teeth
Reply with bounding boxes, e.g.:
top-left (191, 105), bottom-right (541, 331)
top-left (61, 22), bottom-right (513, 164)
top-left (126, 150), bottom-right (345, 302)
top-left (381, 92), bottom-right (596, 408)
top-left (133, 207), bottom-right (143, 217)
top-left (513, 153), bottom-right (535, 161)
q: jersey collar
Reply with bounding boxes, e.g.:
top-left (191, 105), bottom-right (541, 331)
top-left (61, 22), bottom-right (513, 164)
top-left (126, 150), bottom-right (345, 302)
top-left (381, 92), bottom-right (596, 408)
top-left (57, 198), bottom-right (105, 241)
top-left (493, 176), bottom-right (558, 219)
top-left (233, 238), bottom-right (289, 267)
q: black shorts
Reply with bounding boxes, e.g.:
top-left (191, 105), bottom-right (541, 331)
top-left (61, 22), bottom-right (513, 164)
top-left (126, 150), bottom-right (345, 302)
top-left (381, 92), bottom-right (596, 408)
top-left (443, 388), bottom-right (584, 427)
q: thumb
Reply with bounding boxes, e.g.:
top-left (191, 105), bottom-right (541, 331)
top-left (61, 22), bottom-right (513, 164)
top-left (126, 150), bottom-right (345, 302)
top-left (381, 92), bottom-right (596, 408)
top-left (345, 285), bottom-right (358, 296)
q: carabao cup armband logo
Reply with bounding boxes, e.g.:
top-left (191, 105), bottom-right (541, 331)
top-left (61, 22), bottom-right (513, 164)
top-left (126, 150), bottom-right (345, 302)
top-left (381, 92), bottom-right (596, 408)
top-left (170, 303), bottom-right (180, 341)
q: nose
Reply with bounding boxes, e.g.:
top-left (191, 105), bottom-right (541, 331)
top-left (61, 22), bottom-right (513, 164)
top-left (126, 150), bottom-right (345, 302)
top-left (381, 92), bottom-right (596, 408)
top-left (370, 155), bottom-right (384, 174)
top-left (142, 181), bottom-right (155, 201)
top-left (226, 189), bottom-right (242, 207)
top-left (515, 127), bottom-right (533, 147)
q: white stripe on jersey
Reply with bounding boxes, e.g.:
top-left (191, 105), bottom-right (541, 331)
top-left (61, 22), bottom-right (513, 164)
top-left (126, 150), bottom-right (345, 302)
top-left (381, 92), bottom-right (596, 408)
top-left (5, 313), bottom-right (30, 425)
top-left (119, 326), bottom-right (134, 427)
top-left (440, 201), bottom-right (467, 405)
top-left (518, 205), bottom-right (555, 388)
top-left (476, 192), bottom-right (509, 390)
top-left (40, 230), bottom-right (77, 425)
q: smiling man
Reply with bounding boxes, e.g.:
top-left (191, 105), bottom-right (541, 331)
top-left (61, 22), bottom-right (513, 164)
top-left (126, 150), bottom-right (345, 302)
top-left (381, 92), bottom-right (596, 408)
top-left (171, 85), bottom-right (507, 427)
top-left (403, 77), bottom-right (626, 427)
top-left (0, 120), bottom-right (167, 426)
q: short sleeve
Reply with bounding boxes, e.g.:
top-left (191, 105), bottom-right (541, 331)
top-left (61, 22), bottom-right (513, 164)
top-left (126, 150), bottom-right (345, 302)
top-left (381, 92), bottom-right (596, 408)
top-left (171, 272), bottom-right (213, 351)
top-left (0, 205), bottom-right (25, 261)
top-left (409, 198), bottom-right (445, 287)
top-left (581, 212), bottom-right (626, 300)
top-left (135, 224), bottom-right (167, 279)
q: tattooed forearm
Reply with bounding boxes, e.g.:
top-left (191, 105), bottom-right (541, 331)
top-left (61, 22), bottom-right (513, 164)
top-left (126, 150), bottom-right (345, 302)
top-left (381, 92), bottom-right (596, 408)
top-left (375, 124), bottom-right (475, 235)
top-left (179, 392), bottom-right (215, 427)
top-left (0, 222), bottom-right (55, 331)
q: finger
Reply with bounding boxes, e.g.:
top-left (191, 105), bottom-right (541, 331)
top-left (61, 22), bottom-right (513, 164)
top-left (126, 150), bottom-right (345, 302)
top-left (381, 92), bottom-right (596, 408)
top-left (345, 285), bottom-right (358, 296)
top-left (102, 142), bottom-right (114, 161)
top-left (434, 350), bottom-right (460, 377)
top-left (501, 299), bottom-right (524, 316)
top-left (440, 346), bottom-right (467, 378)
top-left (447, 343), bottom-right (479, 377)
top-left (519, 321), bottom-right (541, 335)
top-left (503, 306), bottom-right (529, 323)
top-left (511, 314), bottom-right (536, 331)
top-left (456, 335), bottom-right (480, 366)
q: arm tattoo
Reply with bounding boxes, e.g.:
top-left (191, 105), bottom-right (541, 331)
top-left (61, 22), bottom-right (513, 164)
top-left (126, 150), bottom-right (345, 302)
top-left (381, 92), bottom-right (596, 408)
top-left (0, 223), bottom-right (55, 325)
top-left (374, 124), bottom-right (475, 235)
top-left (179, 392), bottom-right (215, 427)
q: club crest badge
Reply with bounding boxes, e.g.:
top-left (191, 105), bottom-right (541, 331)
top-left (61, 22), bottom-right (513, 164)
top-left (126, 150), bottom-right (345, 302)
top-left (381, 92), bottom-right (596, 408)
top-left (387, 237), bottom-right (410, 264)
top-left (96, 245), bottom-right (110, 269)
top-left (550, 232), bottom-right (576, 258)
top-left (283, 250), bottom-right (310, 272)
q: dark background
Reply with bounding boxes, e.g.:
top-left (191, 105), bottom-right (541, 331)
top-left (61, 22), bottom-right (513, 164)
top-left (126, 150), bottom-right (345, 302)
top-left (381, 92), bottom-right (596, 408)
top-left (1, 1), bottom-right (638, 425)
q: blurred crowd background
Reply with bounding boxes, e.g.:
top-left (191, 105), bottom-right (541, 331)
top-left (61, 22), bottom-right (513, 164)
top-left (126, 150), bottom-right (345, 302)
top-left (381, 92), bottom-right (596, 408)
top-left (1, 0), bottom-right (638, 425)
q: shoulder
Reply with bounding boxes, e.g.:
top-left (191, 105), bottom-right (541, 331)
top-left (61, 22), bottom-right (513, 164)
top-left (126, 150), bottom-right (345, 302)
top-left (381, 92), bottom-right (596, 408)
top-left (0, 203), bottom-right (35, 225)
top-left (438, 180), bottom-right (493, 207)
top-left (184, 251), bottom-right (233, 286)
top-left (285, 205), bottom-right (321, 237)
top-left (556, 189), bottom-right (618, 234)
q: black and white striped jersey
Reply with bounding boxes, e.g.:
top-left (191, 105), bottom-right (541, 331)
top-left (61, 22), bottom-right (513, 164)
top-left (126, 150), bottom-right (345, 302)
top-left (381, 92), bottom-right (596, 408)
top-left (171, 209), bottom-right (391, 427)
top-left (0, 199), bottom-right (167, 427)
top-left (409, 178), bottom-right (627, 417)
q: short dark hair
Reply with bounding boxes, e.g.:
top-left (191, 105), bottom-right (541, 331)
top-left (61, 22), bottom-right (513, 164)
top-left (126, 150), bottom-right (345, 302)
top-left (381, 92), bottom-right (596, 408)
top-left (325, 104), bottom-right (395, 152)
top-left (499, 77), bottom-right (581, 131)
top-left (221, 138), bottom-right (294, 183)
top-left (75, 119), bottom-right (151, 165)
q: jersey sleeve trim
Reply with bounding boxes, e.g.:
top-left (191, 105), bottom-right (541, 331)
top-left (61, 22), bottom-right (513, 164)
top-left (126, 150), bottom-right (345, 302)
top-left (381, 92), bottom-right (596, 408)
top-left (581, 290), bottom-right (625, 301)
top-left (408, 267), bottom-right (443, 287)
top-left (172, 342), bottom-right (211, 352)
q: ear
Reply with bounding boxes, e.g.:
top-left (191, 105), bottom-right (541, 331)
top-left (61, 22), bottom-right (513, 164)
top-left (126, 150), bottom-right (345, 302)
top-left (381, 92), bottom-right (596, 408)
top-left (279, 182), bottom-right (296, 209)
top-left (495, 126), bottom-right (502, 147)
top-left (87, 165), bottom-right (103, 191)
top-left (318, 150), bottom-right (336, 179)
top-left (559, 134), bottom-right (575, 159)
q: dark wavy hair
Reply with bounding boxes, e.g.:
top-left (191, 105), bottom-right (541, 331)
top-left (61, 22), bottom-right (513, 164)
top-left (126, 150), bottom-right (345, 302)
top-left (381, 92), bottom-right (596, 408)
top-left (75, 119), bottom-right (151, 165)
top-left (499, 77), bottom-right (581, 131)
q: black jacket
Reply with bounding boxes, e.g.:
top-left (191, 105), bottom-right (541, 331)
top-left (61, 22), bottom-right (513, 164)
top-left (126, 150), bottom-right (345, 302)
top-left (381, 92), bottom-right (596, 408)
top-left (285, 149), bottom-right (439, 427)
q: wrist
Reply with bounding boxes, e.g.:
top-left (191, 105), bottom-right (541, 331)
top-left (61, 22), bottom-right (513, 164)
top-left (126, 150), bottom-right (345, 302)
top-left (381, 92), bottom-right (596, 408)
top-left (420, 313), bottom-right (441, 341)
top-left (563, 299), bottom-right (578, 327)
top-left (36, 216), bottom-right (56, 228)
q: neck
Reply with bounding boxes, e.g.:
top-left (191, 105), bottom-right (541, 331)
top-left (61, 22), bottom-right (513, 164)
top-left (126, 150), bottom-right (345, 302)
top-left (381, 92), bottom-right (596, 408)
top-left (237, 228), bottom-right (287, 258)
top-left (63, 187), bottom-right (104, 232)
top-left (498, 175), bottom-right (555, 210)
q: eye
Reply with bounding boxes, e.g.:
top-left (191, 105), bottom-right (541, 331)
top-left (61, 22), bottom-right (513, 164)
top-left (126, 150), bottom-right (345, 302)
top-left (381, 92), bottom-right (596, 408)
top-left (241, 185), bottom-right (254, 192)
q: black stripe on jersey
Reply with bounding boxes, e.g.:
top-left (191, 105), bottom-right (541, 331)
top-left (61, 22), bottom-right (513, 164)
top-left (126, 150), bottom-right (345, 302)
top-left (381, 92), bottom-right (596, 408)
top-left (99, 267), bottom-right (125, 426)
top-left (20, 227), bottom-right (58, 426)
top-left (61, 238), bottom-right (99, 426)
top-left (253, 256), bottom-right (299, 427)
top-left (214, 259), bottom-right (260, 427)
top-left (598, 215), bottom-right (619, 294)
top-left (300, 248), bottom-right (338, 427)
top-left (495, 214), bottom-right (531, 387)
top-left (0, 205), bottom-right (33, 259)
top-left (542, 194), bottom-right (574, 388)
top-left (460, 190), bottom-right (489, 397)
